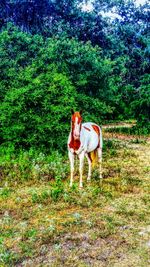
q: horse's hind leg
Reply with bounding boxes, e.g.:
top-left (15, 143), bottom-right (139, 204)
top-left (97, 147), bottom-right (102, 179)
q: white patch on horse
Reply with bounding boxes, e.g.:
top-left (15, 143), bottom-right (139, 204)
top-left (73, 117), bottom-right (80, 139)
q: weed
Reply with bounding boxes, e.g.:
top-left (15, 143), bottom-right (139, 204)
top-left (0, 245), bottom-right (18, 266)
top-left (0, 187), bottom-right (13, 199)
top-left (23, 228), bottom-right (37, 241)
top-left (0, 149), bottom-right (69, 185)
top-left (19, 241), bottom-right (35, 257)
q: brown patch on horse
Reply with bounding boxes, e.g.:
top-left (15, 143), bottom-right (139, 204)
top-left (92, 124), bottom-right (100, 148)
top-left (83, 126), bottom-right (91, 131)
top-left (92, 125), bottom-right (100, 135)
top-left (69, 138), bottom-right (81, 151)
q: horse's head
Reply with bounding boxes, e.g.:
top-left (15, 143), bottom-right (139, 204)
top-left (71, 110), bottom-right (82, 140)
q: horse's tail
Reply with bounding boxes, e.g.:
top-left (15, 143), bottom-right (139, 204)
top-left (90, 150), bottom-right (98, 166)
top-left (100, 126), bottom-right (103, 149)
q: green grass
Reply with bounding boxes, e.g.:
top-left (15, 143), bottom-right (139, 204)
top-left (0, 130), bottom-right (150, 266)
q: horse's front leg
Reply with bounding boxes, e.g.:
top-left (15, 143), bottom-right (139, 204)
top-left (68, 151), bottom-right (74, 187)
top-left (85, 153), bottom-right (92, 182)
top-left (79, 151), bottom-right (85, 188)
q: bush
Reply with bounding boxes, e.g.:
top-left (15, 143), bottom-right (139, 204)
top-left (0, 146), bottom-right (69, 184)
top-left (0, 65), bottom-right (76, 150)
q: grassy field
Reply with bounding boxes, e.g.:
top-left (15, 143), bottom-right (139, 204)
top-left (0, 125), bottom-right (150, 266)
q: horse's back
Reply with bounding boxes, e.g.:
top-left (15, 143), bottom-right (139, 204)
top-left (82, 122), bottom-right (100, 130)
top-left (82, 122), bottom-right (101, 136)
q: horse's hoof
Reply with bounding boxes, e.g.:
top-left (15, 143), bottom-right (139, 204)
top-left (79, 186), bottom-right (83, 189)
top-left (87, 179), bottom-right (91, 182)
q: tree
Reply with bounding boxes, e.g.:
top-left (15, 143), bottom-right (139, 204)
top-left (131, 74), bottom-right (150, 129)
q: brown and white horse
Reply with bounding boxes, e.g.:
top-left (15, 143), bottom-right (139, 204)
top-left (68, 110), bottom-right (102, 188)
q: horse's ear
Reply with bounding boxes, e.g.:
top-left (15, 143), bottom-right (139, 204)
top-left (71, 109), bottom-right (74, 115)
top-left (80, 110), bottom-right (83, 115)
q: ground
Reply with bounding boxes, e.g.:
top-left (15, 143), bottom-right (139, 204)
top-left (0, 124), bottom-right (150, 266)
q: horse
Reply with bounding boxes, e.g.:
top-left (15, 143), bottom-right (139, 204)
top-left (67, 110), bottom-right (103, 188)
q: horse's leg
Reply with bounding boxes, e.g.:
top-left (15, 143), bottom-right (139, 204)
top-left (79, 151), bottom-right (85, 188)
top-left (85, 153), bottom-right (92, 182)
top-left (68, 151), bottom-right (74, 187)
top-left (97, 147), bottom-right (102, 179)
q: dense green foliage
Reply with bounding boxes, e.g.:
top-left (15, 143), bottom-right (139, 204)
top-left (0, 0), bottom-right (150, 151)
top-left (0, 27), bottom-right (115, 149)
